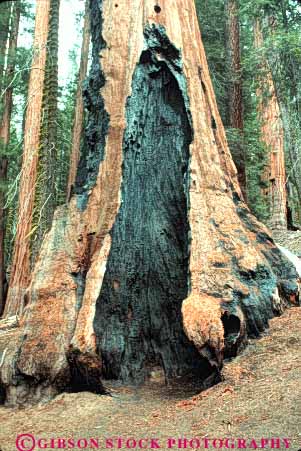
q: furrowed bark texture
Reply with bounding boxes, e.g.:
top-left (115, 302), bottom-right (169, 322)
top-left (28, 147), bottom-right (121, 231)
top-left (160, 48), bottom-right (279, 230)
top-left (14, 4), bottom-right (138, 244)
top-left (3, 0), bottom-right (51, 318)
top-left (0, 0), bottom-right (298, 406)
top-left (254, 19), bottom-right (287, 230)
top-left (31, 0), bottom-right (60, 261)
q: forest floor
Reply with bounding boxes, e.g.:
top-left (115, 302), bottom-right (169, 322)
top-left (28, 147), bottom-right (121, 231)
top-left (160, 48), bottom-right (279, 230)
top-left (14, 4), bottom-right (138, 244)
top-left (0, 307), bottom-right (301, 451)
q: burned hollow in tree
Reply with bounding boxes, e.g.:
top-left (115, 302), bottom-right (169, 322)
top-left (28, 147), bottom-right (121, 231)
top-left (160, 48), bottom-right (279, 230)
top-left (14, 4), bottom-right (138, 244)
top-left (94, 32), bottom-right (211, 383)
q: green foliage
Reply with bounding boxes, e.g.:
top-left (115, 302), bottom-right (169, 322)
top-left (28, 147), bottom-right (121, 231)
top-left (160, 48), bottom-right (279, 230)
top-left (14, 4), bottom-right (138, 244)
top-left (244, 111), bottom-right (270, 220)
top-left (239, 3), bottom-right (271, 220)
top-left (3, 128), bottom-right (23, 267)
top-left (0, 0), bottom-right (86, 272)
top-left (261, 1), bottom-right (301, 226)
top-left (0, 1), bottom-right (32, 269)
top-left (194, 0), bottom-right (229, 124)
top-left (196, 0), bottom-right (301, 225)
top-left (56, 78), bottom-right (77, 204)
top-left (195, 0), bottom-right (268, 219)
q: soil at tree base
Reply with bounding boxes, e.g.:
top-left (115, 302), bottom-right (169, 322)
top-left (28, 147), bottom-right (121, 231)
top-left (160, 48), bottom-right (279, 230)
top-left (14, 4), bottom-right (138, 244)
top-left (0, 307), bottom-right (300, 451)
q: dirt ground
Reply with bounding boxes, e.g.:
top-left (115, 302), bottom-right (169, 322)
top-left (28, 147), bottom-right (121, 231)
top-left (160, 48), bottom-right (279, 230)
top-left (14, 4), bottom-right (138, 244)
top-left (0, 307), bottom-right (301, 451)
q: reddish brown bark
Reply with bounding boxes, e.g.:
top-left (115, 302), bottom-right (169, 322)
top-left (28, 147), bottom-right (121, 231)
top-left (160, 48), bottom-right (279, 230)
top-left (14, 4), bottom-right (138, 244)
top-left (225, 0), bottom-right (246, 200)
top-left (254, 19), bottom-right (287, 230)
top-left (3, 0), bottom-right (51, 318)
top-left (66, 0), bottom-right (90, 200)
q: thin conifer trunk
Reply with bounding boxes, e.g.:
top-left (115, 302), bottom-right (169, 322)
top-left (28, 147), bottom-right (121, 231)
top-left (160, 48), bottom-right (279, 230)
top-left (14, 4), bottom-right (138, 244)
top-left (3, 0), bottom-right (51, 318)
top-left (0, 3), bottom-right (21, 316)
top-left (225, 0), bottom-right (246, 200)
top-left (66, 0), bottom-right (90, 200)
top-left (0, 2), bottom-right (11, 94)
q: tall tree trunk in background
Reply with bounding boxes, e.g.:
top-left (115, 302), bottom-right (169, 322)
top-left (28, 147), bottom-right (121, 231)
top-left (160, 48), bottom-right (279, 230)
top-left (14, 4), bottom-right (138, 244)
top-left (0, 2), bottom-right (11, 94)
top-left (0, 3), bottom-right (21, 316)
top-left (0, 158), bottom-right (7, 318)
top-left (31, 0), bottom-right (60, 261)
top-left (225, 0), bottom-right (246, 200)
top-left (275, 6), bottom-right (301, 228)
top-left (0, 0), bottom-right (11, 317)
top-left (0, 0), bottom-right (297, 406)
top-left (0, 3), bottom-right (20, 145)
top-left (3, 0), bottom-right (51, 318)
top-left (254, 19), bottom-right (287, 230)
top-left (66, 0), bottom-right (90, 201)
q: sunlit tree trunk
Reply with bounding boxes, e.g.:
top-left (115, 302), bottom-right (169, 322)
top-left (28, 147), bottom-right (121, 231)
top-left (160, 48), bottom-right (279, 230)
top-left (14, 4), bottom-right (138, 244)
top-left (269, 6), bottom-right (301, 228)
top-left (3, 0), bottom-right (51, 318)
top-left (0, 0), bottom-right (297, 406)
top-left (0, 3), bottom-right (21, 316)
top-left (254, 18), bottom-right (287, 230)
top-left (0, 2), bottom-right (11, 94)
top-left (225, 0), bottom-right (246, 200)
top-left (66, 0), bottom-right (90, 201)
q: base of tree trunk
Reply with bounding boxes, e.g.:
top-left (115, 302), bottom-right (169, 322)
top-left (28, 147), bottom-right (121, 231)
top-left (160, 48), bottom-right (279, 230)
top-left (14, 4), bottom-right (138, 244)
top-left (0, 0), bottom-right (299, 407)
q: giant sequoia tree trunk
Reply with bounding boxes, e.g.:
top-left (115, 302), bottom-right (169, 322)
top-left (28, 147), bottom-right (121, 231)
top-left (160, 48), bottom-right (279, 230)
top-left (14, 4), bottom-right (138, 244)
top-left (0, 0), bottom-right (298, 406)
top-left (254, 19), bottom-right (287, 230)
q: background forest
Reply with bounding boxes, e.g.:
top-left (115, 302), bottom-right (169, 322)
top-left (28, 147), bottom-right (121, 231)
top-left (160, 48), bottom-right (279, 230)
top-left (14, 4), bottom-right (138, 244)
top-left (0, 0), bottom-right (301, 318)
